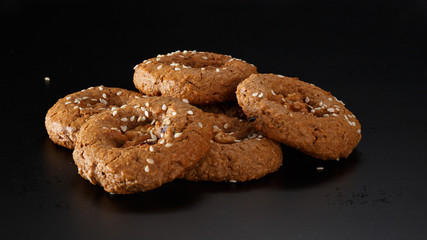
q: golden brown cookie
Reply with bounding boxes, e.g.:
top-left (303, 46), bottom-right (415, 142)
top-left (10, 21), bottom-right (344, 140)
top-left (183, 113), bottom-right (283, 182)
top-left (236, 73), bottom-right (362, 160)
top-left (133, 50), bottom-right (257, 105)
top-left (45, 86), bottom-right (143, 149)
top-left (72, 97), bottom-right (213, 194)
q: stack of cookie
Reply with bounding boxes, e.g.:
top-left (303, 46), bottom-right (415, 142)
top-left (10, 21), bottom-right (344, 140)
top-left (45, 50), bottom-right (361, 194)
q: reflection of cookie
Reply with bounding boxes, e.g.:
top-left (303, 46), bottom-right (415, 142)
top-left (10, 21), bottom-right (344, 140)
top-left (183, 113), bottom-right (282, 182)
top-left (133, 50), bottom-right (257, 105)
top-left (236, 74), bottom-right (361, 160)
top-left (45, 86), bottom-right (142, 149)
top-left (73, 97), bottom-right (213, 194)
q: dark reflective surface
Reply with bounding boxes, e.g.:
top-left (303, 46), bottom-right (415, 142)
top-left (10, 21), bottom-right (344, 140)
top-left (2, 0), bottom-right (427, 239)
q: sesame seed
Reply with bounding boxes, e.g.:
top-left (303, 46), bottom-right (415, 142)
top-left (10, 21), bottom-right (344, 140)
top-left (66, 96), bottom-right (71, 100)
top-left (316, 167), bottom-right (324, 172)
top-left (100, 99), bottom-right (107, 105)
top-left (229, 58), bottom-right (234, 62)
top-left (282, 97), bottom-right (286, 102)
top-left (144, 166), bottom-right (150, 172)
top-left (102, 127), bottom-right (108, 130)
top-left (328, 97), bottom-right (332, 101)
top-left (82, 97), bottom-right (88, 100)
top-left (130, 116), bottom-right (135, 121)
top-left (133, 65), bottom-right (138, 69)
top-left (222, 67), bottom-right (227, 70)
top-left (116, 91), bottom-right (123, 96)
top-left (257, 134), bottom-right (263, 138)
top-left (146, 158), bottom-right (154, 164)
top-left (258, 93), bottom-right (263, 98)
top-left (213, 125), bottom-right (220, 130)
top-left (172, 112), bottom-right (177, 116)
top-left (327, 108), bottom-right (335, 113)
top-left (151, 119), bottom-right (156, 125)
top-left (102, 93), bottom-right (107, 99)
top-left (164, 118), bottom-right (171, 124)
top-left (158, 139), bottom-right (165, 144)
top-left (140, 107), bottom-right (146, 111)
top-left (175, 67), bottom-right (181, 71)
top-left (65, 101), bottom-right (72, 105)
top-left (187, 110), bottom-right (193, 115)
top-left (145, 60), bottom-right (152, 64)
top-left (323, 114), bottom-right (330, 117)
top-left (277, 75), bottom-right (284, 78)
top-left (137, 116), bottom-right (145, 122)
top-left (271, 90), bottom-right (276, 95)
top-left (44, 77), bottom-right (50, 81)
top-left (229, 180), bottom-right (237, 183)
top-left (156, 58), bottom-right (161, 61)
top-left (174, 133), bottom-right (182, 138)
top-left (305, 97), bottom-right (309, 103)
top-left (202, 56), bottom-right (208, 60)
top-left (145, 102), bottom-right (150, 107)
top-left (201, 68), bottom-right (205, 71)
top-left (149, 146), bottom-right (154, 152)
top-left (179, 55), bottom-right (184, 58)
top-left (111, 127), bottom-right (119, 131)
top-left (332, 113), bottom-right (338, 117)
top-left (157, 65), bottom-right (163, 70)
top-left (357, 129), bottom-right (361, 133)
top-left (182, 99), bottom-right (189, 103)
top-left (223, 123), bottom-right (229, 129)
top-left (319, 102), bottom-right (323, 106)
top-left (120, 126), bottom-right (127, 132)
top-left (73, 106), bottom-right (78, 109)
top-left (145, 111), bottom-right (149, 117)
top-left (162, 104), bottom-right (167, 110)
top-left (284, 105), bottom-right (288, 109)
top-left (252, 92), bottom-right (259, 97)
top-left (165, 143), bottom-right (173, 148)
top-left (198, 122), bottom-right (203, 128)
top-left (99, 86), bottom-right (103, 91)
top-left (234, 139), bottom-right (241, 143)
top-left (216, 68), bottom-right (220, 72)
top-left (135, 96), bottom-right (140, 99)
top-left (74, 99), bottom-right (80, 103)
top-left (112, 110), bottom-right (118, 116)
top-left (91, 98), bottom-right (97, 101)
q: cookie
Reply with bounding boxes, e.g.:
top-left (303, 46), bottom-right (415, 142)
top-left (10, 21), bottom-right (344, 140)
top-left (133, 50), bottom-right (257, 105)
top-left (236, 73), bottom-right (362, 160)
top-left (198, 101), bottom-right (247, 120)
top-left (45, 86), bottom-right (143, 149)
top-left (183, 113), bottom-right (283, 182)
top-left (72, 97), bottom-right (213, 194)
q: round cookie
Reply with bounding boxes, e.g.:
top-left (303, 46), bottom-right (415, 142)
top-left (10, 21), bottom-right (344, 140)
top-left (236, 73), bottom-right (362, 160)
top-left (45, 86), bottom-right (143, 149)
top-left (72, 97), bottom-right (213, 194)
top-left (183, 113), bottom-right (283, 182)
top-left (133, 50), bottom-right (257, 105)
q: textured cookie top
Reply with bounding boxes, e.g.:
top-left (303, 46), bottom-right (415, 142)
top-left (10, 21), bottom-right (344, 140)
top-left (133, 50), bottom-right (257, 105)
top-left (183, 113), bottom-right (283, 182)
top-left (45, 86), bottom-right (142, 149)
top-left (236, 74), bottom-right (362, 160)
top-left (73, 96), bottom-right (213, 194)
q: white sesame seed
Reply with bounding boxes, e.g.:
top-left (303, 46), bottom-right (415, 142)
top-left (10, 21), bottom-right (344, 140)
top-left (91, 98), bottom-right (97, 101)
top-left (145, 111), bottom-right (149, 117)
top-left (135, 96), bottom-right (140, 99)
top-left (332, 113), bottom-right (338, 117)
top-left (357, 129), bottom-right (361, 133)
top-left (162, 104), bottom-right (167, 111)
top-left (66, 96), bottom-right (71, 100)
top-left (316, 167), bottom-right (324, 172)
top-left (175, 67), bottom-right (181, 71)
top-left (201, 68), bottom-right (205, 70)
top-left (74, 99), bottom-right (80, 103)
top-left (130, 116), bottom-right (135, 121)
top-left (137, 116), bottom-right (145, 122)
top-left (305, 97), bottom-right (310, 103)
top-left (112, 110), bottom-right (118, 116)
top-left (102, 93), bottom-right (107, 99)
top-left (224, 123), bottom-right (229, 129)
top-left (44, 77), bottom-right (50, 81)
top-left (149, 146), bottom-right (154, 152)
top-left (172, 112), bottom-right (177, 116)
top-left (229, 58), bottom-right (234, 62)
top-left (174, 133), bottom-right (182, 138)
top-left (216, 68), bottom-right (220, 72)
top-left (101, 99), bottom-right (107, 105)
top-left (102, 127), bottom-right (108, 130)
top-left (229, 180), bottom-right (237, 183)
top-left (144, 166), bottom-right (150, 172)
top-left (284, 105), bottom-right (288, 109)
top-left (258, 93), bottom-right (263, 98)
top-left (328, 97), bottom-right (332, 101)
top-left (145, 102), bottom-right (150, 107)
top-left (202, 56), bottom-right (208, 60)
top-left (111, 127), bottom-right (119, 131)
top-left (257, 134), bottom-right (263, 138)
top-left (73, 106), bottom-right (79, 109)
top-left (271, 90), bottom-right (276, 95)
top-left (277, 75), bottom-right (284, 78)
top-left (140, 107), bottom-right (146, 111)
top-left (187, 110), bottom-right (193, 115)
top-left (252, 92), bottom-right (259, 97)
top-left (164, 118), bottom-right (171, 124)
top-left (327, 108), bottom-right (335, 113)
top-left (234, 139), bottom-right (241, 143)
top-left (182, 99), bottom-right (189, 103)
top-left (165, 143), bottom-right (173, 148)
top-left (158, 139), bottom-right (165, 144)
top-left (156, 58), bottom-right (161, 61)
top-left (120, 126), bottom-right (127, 132)
top-left (145, 60), bottom-right (152, 64)
top-left (116, 91), bottom-right (123, 96)
top-left (151, 119), bottom-right (156, 125)
top-left (198, 122), bottom-right (203, 128)
top-left (222, 67), bottom-right (227, 70)
top-left (157, 65), bottom-right (163, 70)
top-left (82, 96), bottom-right (88, 100)
top-left (146, 158), bottom-right (154, 164)
top-left (213, 125), bottom-right (220, 130)
top-left (65, 101), bottom-right (72, 105)
top-left (121, 118), bottom-right (128, 122)
top-left (99, 86), bottom-right (103, 91)
top-left (323, 114), bottom-right (330, 117)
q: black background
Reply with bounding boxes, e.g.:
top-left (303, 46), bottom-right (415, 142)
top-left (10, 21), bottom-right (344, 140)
top-left (1, 0), bottom-right (427, 239)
